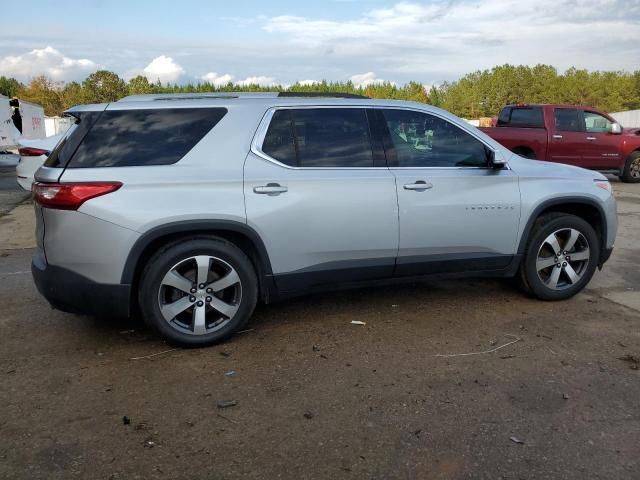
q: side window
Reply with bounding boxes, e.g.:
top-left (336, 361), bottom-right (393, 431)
top-left (508, 107), bottom-right (544, 127)
top-left (262, 110), bottom-right (296, 167)
top-left (381, 109), bottom-right (489, 168)
top-left (583, 111), bottom-right (612, 133)
top-left (554, 108), bottom-right (582, 132)
top-left (261, 108), bottom-right (374, 168)
top-left (497, 107), bottom-right (511, 126)
top-left (67, 108), bottom-right (227, 168)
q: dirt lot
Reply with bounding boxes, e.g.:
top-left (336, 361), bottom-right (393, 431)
top-left (1, 177), bottom-right (639, 479)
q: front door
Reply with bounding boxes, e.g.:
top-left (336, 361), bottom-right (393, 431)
top-left (244, 107), bottom-right (399, 294)
top-left (547, 107), bottom-right (584, 166)
top-left (580, 110), bottom-right (622, 169)
top-left (376, 108), bottom-right (521, 276)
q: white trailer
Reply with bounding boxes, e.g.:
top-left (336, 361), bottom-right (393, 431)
top-left (0, 95), bottom-right (46, 149)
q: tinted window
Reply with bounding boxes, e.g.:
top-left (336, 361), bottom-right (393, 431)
top-left (507, 107), bottom-right (544, 127)
top-left (497, 107), bottom-right (511, 126)
top-left (262, 110), bottom-right (296, 166)
top-left (554, 108), bottom-right (582, 132)
top-left (262, 108), bottom-right (373, 167)
top-left (44, 112), bottom-right (101, 168)
top-left (381, 109), bottom-right (489, 168)
top-left (67, 108), bottom-right (227, 168)
top-left (583, 111), bottom-right (612, 133)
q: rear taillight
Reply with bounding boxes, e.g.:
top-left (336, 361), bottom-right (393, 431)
top-left (31, 182), bottom-right (122, 210)
top-left (18, 147), bottom-right (49, 157)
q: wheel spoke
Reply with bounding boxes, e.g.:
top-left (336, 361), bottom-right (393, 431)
top-left (543, 233), bottom-right (562, 255)
top-left (192, 305), bottom-right (207, 335)
top-left (161, 296), bottom-right (194, 320)
top-left (195, 256), bottom-right (211, 286)
top-left (208, 296), bottom-right (239, 318)
top-left (161, 269), bottom-right (193, 294)
top-left (546, 266), bottom-right (561, 289)
top-left (564, 229), bottom-right (580, 252)
top-left (570, 249), bottom-right (590, 262)
top-left (209, 269), bottom-right (240, 292)
top-left (563, 263), bottom-right (580, 284)
top-left (536, 256), bottom-right (557, 272)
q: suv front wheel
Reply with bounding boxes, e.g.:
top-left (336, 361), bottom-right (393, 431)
top-left (520, 214), bottom-right (599, 301)
top-left (139, 236), bottom-right (258, 346)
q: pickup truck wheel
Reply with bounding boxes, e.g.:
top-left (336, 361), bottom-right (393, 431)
top-left (522, 214), bottom-right (599, 301)
top-left (620, 151), bottom-right (640, 183)
top-left (139, 236), bottom-right (258, 347)
top-left (513, 148), bottom-right (536, 160)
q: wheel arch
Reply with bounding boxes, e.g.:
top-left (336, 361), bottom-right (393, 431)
top-left (512, 146), bottom-right (536, 159)
top-left (517, 197), bottom-right (607, 261)
top-left (122, 220), bottom-right (275, 305)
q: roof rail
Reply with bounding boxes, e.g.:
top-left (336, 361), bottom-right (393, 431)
top-left (277, 92), bottom-right (368, 99)
top-left (118, 92), bottom-right (280, 102)
top-left (118, 91), bottom-right (370, 102)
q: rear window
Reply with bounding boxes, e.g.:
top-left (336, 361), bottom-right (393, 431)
top-left (261, 108), bottom-right (374, 168)
top-left (497, 107), bottom-right (544, 128)
top-left (64, 108), bottom-right (226, 168)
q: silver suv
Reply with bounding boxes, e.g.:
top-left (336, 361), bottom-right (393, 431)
top-left (31, 93), bottom-right (617, 346)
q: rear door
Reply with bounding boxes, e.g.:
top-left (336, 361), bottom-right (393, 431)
top-left (377, 108), bottom-right (521, 276)
top-left (244, 106), bottom-right (399, 295)
top-left (547, 108), bottom-right (584, 166)
top-left (580, 110), bottom-right (622, 169)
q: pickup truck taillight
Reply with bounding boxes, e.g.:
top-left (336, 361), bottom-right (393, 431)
top-left (31, 182), bottom-right (122, 210)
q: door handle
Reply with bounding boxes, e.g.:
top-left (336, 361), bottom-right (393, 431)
top-left (403, 180), bottom-right (433, 191)
top-left (552, 134), bottom-right (563, 139)
top-left (586, 136), bottom-right (596, 141)
top-left (253, 183), bottom-right (288, 195)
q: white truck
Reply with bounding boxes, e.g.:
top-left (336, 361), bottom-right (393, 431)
top-left (1, 94), bottom-right (47, 167)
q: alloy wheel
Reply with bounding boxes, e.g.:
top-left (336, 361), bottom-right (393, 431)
top-left (536, 228), bottom-right (590, 290)
top-left (630, 156), bottom-right (640, 178)
top-left (157, 255), bottom-right (242, 335)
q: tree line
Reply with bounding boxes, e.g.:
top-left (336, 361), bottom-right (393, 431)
top-left (1, 64), bottom-right (639, 119)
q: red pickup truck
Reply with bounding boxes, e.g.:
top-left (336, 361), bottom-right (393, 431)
top-left (480, 104), bottom-right (640, 183)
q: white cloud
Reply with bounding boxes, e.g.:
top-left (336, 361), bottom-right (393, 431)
top-left (263, 0), bottom-right (640, 79)
top-left (0, 46), bottom-right (96, 81)
top-left (298, 79), bottom-right (319, 86)
top-left (143, 55), bottom-right (184, 84)
top-left (237, 75), bottom-right (277, 86)
top-left (350, 72), bottom-right (386, 88)
top-left (201, 72), bottom-right (234, 86)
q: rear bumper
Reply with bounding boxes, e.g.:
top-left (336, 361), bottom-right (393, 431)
top-left (32, 251), bottom-right (131, 318)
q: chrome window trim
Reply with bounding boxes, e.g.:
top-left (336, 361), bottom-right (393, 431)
top-left (250, 104), bottom-right (509, 171)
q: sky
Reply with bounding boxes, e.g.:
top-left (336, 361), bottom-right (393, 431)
top-left (1, 0), bottom-right (639, 87)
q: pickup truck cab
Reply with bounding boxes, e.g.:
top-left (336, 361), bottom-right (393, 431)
top-left (480, 104), bottom-right (640, 183)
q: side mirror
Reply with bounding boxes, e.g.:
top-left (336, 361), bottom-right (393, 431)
top-left (487, 149), bottom-right (506, 169)
top-left (609, 122), bottom-right (622, 135)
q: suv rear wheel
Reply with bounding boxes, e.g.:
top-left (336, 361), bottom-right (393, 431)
top-left (139, 236), bottom-right (258, 346)
top-left (520, 214), bottom-right (599, 301)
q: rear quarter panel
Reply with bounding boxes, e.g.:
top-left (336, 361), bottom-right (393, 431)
top-left (58, 102), bottom-right (267, 233)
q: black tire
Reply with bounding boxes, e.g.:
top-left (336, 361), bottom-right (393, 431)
top-left (139, 236), bottom-right (258, 347)
top-left (619, 151), bottom-right (640, 183)
top-left (521, 214), bottom-right (599, 301)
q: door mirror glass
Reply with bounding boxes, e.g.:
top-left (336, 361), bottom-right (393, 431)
top-left (609, 122), bottom-right (622, 135)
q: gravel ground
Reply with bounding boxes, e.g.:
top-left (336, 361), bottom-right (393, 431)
top-left (0, 179), bottom-right (639, 480)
